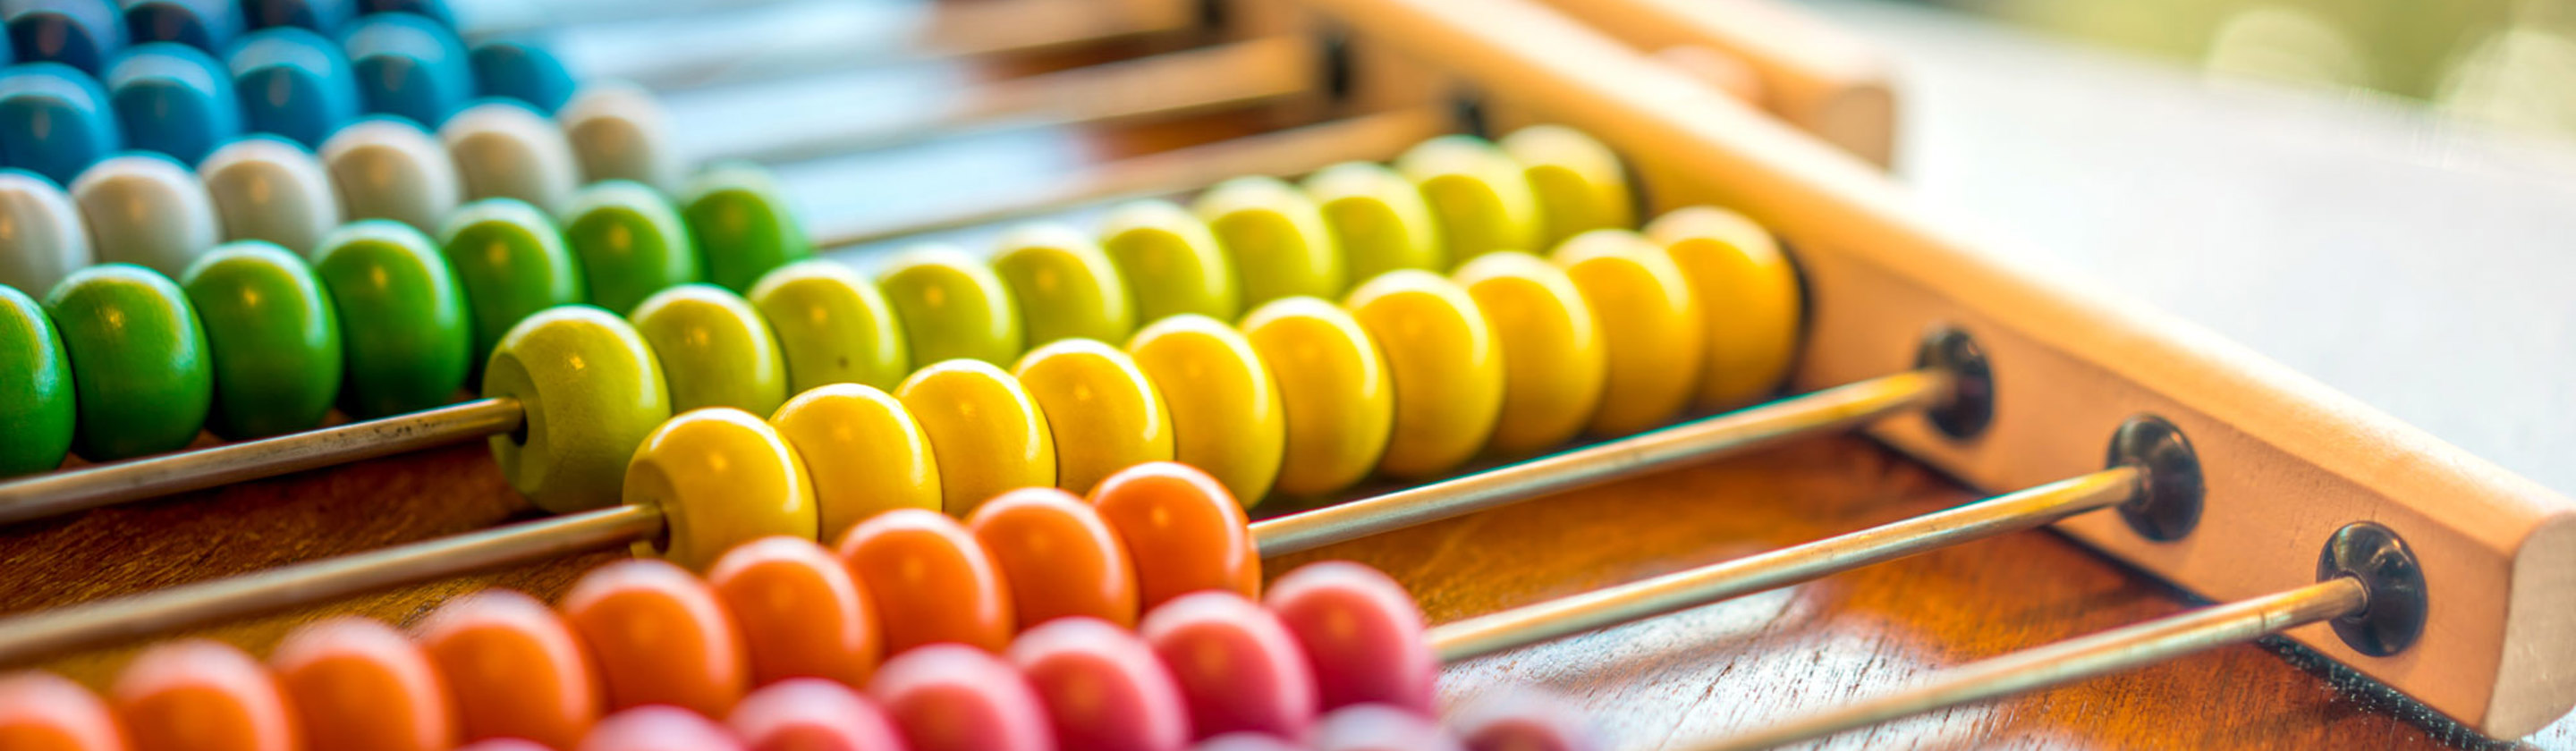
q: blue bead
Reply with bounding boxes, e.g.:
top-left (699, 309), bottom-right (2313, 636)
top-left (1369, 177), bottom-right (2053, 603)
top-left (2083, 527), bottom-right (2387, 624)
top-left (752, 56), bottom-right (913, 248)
top-left (103, 42), bottom-right (234, 164)
top-left (356, 0), bottom-right (448, 27)
top-left (120, 0), bottom-right (241, 53)
top-left (468, 39), bottom-right (572, 114)
top-left (239, 0), bottom-right (347, 32)
top-left (340, 12), bottom-right (463, 126)
top-left (6, 0), bottom-right (126, 73)
top-left (0, 63), bottom-right (118, 182)
top-left (225, 26), bottom-right (355, 148)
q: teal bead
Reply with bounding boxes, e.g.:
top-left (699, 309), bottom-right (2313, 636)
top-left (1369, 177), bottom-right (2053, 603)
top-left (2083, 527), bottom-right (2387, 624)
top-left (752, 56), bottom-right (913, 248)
top-left (562, 180), bottom-right (701, 315)
top-left (439, 198), bottom-right (585, 367)
top-left (681, 163), bottom-right (809, 293)
top-left (0, 285), bottom-right (74, 476)
top-left (180, 241), bottom-right (343, 439)
top-left (43, 264), bottom-right (213, 460)
top-left (312, 220), bottom-right (471, 418)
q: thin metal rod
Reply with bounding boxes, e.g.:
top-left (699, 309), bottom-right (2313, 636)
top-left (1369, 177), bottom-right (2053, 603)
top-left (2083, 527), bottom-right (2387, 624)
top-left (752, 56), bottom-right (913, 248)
top-left (1688, 577), bottom-right (2371, 751)
top-left (1425, 466), bottom-right (2142, 662)
top-left (0, 505), bottom-right (663, 665)
top-left (1250, 369), bottom-right (1949, 557)
top-left (0, 398), bottom-right (524, 525)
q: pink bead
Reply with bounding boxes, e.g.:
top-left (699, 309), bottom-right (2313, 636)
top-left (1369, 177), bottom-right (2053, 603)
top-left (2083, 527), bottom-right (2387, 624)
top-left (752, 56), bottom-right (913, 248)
top-left (454, 740), bottom-right (555, 751)
top-left (1263, 562), bottom-right (1436, 715)
top-left (576, 705), bottom-right (745, 751)
top-left (1455, 694), bottom-right (1602, 751)
top-left (1311, 704), bottom-right (1462, 751)
top-left (1189, 732), bottom-right (1301, 751)
top-left (1006, 617), bottom-right (1190, 751)
top-left (1139, 591), bottom-right (1318, 741)
top-left (727, 679), bottom-right (908, 751)
top-left (867, 644), bottom-right (1055, 751)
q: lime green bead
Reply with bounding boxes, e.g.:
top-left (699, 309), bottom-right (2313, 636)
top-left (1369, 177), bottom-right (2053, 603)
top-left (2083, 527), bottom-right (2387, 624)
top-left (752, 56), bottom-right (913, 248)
top-left (180, 241), bottom-right (343, 439)
top-left (483, 305), bottom-right (673, 514)
top-left (1098, 200), bottom-right (1239, 322)
top-left (749, 259), bottom-right (910, 394)
top-left (629, 283), bottom-right (789, 417)
top-left (1192, 176), bottom-right (1345, 306)
top-left (44, 265), bottom-right (212, 460)
top-left (990, 223), bottom-right (1135, 348)
top-left (0, 285), bottom-right (73, 476)
top-left (876, 245), bottom-right (1023, 367)
top-left (563, 181), bottom-right (703, 315)
top-left (682, 163), bottom-right (811, 293)
top-left (1501, 125), bottom-right (1635, 249)
top-left (313, 221), bottom-right (472, 418)
top-left (1302, 162), bottom-right (1445, 279)
top-left (439, 198), bottom-right (586, 367)
top-left (1397, 135), bottom-right (1540, 266)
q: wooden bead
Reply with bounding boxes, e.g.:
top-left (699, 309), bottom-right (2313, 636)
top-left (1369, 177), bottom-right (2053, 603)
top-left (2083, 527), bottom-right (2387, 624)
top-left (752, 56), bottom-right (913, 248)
top-left (436, 198), bottom-right (582, 367)
top-left (1239, 297), bottom-right (1393, 497)
top-left (1007, 617), bottom-right (1191, 751)
top-left (1552, 230), bottom-right (1705, 435)
top-left (1013, 338), bottom-right (1172, 496)
top-left (868, 645), bottom-right (1054, 751)
top-left (726, 679), bottom-right (905, 751)
top-left (1192, 176), bottom-right (1345, 306)
top-left (1125, 315), bottom-right (1284, 505)
top-left (1265, 562), bottom-right (1436, 715)
top-left (0, 285), bottom-right (76, 477)
top-left (0, 671), bottom-right (127, 751)
top-left (894, 359), bottom-right (1055, 516)
top-left (199, 136), bottom-right (339, 256)
top-left (1098, 200), bottom-right (1239, 322)
top-left (1646, 207), bottom-right (1804, 409)
top-left (623, 408), bottom-right (818, 571)
top-left (749, 259), bottom-right (911, 394)
top-left (179, 240), bottom-right (343, 439)
top-left (71, 153), bottom-right (222, 280)
top-left (482, 305), bottom-right (672, 514)
top-left (311, 219), bottom-right (471, 418)
top-left (439, 100), bottom-right (579, 214)
top-left (1342, 270), bottom-right (1503, 478)
top-left (877, 245), bottom-right (1023, 367)
top-left (1311, 704), bottom-right (1462, 751)
top-left (560, 82), bottom-right (681, 195)
top-left (629, 283), bottom-right (789, 417)
top-left (681, 163), bottom-right (809, 293)
top-left (1085, 461), bottom-right (1259, 610)
top-left (575, 705), bottom-right (743, 751)
top-left (0, 169), bottom-right (96, 295)
top-left (111, 640), bottom-right (300, 751)
top-left (1501, 125), bottom-right (1634, 249)
top-left (991, 223), bottom-right (1137, 347)
top-left (706, 536), bottom-right (884, 688)
top-left (1450, 251), bottom-right (1605, 455)
top-left (324, 117), bottom-right (462, 232)
top-left (767, 383), bottom-right (943, 542)
top-left (968, 487), bottom-right (1141, 629)
top-left (1141, 592), bottom-right (1318, 741)
top-left (835, 509), bottom-right (1016, 654)
top-left (413, 590), bottom-right (602, 750)
top-left (1395, 135), bottom-right (1538, 267)
top-left (562, 181), bottom-right (703, 316)
top-left (560, 559), bottom-right (752, 717)
top-left (269, 617), bottom-right (455, 751)
top-left (1301, 161), bottom-right (1444, 279)
top-left (44, 264), bottom-right (212, 461)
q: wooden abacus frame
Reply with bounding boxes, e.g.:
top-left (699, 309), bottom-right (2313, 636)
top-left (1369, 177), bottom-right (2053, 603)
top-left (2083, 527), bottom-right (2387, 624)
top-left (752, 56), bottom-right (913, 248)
top-left (1299, 0), bottom-right (2576, 738)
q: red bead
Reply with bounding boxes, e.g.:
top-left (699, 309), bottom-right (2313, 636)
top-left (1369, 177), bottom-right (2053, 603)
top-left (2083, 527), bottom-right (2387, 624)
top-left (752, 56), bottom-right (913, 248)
top-left (868, 644), bottom-right (1053, 751)
top-left (576, 705), bottom-right (744, 751)
top-left (1455, 694), bottom-right (1601, 751)
top-left (707, 536), bottom-right (884, 687)
top-left (561, 559), bottom-right (752, 716)
top-left (0, 671), bottom-right (127, 751)
top-left (270, 616), bottom-right (457, 751)
top-left (1006, 617), bottom-right (1189, 751)
top-left (1263, 561), bottom-right (1436, 715)
top-left (1140, 592), bottom-right (1317, 741)
top-left (1190, 733), bottom-right (1301, 751)
top-left (726, 678), bottom-right (906, 751)
top-left (1310, 704), bottom-right (1461, 751)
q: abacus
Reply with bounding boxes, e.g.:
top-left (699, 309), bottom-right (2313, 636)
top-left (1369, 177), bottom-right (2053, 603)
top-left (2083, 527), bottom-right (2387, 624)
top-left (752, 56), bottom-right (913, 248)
top-left (2, 0), bottom-right (2570, 748)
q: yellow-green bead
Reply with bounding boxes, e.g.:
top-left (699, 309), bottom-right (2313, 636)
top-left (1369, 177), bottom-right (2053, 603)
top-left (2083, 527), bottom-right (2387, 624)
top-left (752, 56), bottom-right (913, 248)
top-left (1191, 176), bottom-right (1345, 306)
top-left (629, 283), bottom-right (788, 417)
top-left (1239, 296), bottom-right (1391, 497)
top-left (1124, 314), bottom-right (1283, 506)
top-left (1301, 161), bottom-right (1445, 279)
top-left (563, 181), bottom-right (703, 315)
top-left (1013, 338), bottom-right (1172, 496)
top-left (769, 383), bottom-right (943, 542)
top-left (1343, 270), bottom-right (1502, 478)
top-left (312, 221), bottom-right (473, 418)
top-left (1501, 125), bottom-right (1634, 248)
top-left (180, 241), bottom-right (343, 439)
top-left (0, 285), bottom-right (74, 476)
top-left (623, 407), bottom-right (818, 571)
top-left (990, 224), bottom-right (1136, 347)
top-left (894, 359), bottom-right (1055, 516)
top-left (1453, 251), bottom-right (1605, 455)
top-left (749, 259), bottom-right (910, 393)
top-left (1647, 207), bottom-right (1803, 409)
top-left (484, 305), bottom-right (673, 513)
top-left (877, 245), bottom-right (1024, 367)
top-left (1396, 135), bottom-right (1539, 266)
top-left (1553, 229), bottom-right (1705, 435)
top-left (1098, 200), bottom-right (1239, 322)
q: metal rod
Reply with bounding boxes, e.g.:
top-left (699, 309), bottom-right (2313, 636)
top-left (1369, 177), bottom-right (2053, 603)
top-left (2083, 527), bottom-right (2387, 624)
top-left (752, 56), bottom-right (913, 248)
top-left (1686, 577), bottom-right (2370, 751)
top-left (1425, 465), bottom-right (2142, 662)
top-left (0, 398), bottom-right (524, 525)
top-left (0, 505), bottom-right (664, 665)
top-left (1249, 369), bottom-right (1949, 557)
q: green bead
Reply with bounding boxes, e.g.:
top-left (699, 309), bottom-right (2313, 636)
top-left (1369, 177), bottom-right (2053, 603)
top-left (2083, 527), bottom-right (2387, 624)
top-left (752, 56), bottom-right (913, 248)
top-left (1098, 199), bottom-right (1239, 322)
top-left (1397, 135), bottom-right (1541, 266)
top-left (482, 305), bottom-right (672, 513)
top-left (876, 245), bottom-right (1023, 367)
top-left (990, 223), bottom-right (1135, 348)
top-left (1302, 161), bottom-right (1445, 279)
top-left (313, 221), bottom-right (472, 418)
top-left (0, 286), bottom-right (73, 476)
top-left (180, 241), bottom-right (343, 439)
top-left (439, 198), bottom-right (586, 367)
top-left (44, 265), bottom-right (212, 460)
top-left (1192, 175), bottom-right (1345, 306)
top-left (563, 181), bottom-right (702, 315)
top-left (628, 283), bottom-right (789, 416)
top-left (748, 259), bottom-right (909, 394)
top-left (682, 163), bottom-right (811, 293)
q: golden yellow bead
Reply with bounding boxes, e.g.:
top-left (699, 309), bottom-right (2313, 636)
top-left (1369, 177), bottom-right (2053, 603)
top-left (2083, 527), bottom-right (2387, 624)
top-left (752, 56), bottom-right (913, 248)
top-left (1098, 200), bottom-right (1241, 322)
top-left (1240, 296), bottom-right (1393, 497)
top-left (876, 245), bottom-right (1026, 367)
top-left (894, 359), bottom-right (1057, 516)
top-left (1124, 315), bottom-right (1284, 506)
top-left (623, 408), bottom-right (818, 571)
top-left (1647, 207), bottom-right (1804, 409)
top-left (1013, 338), bottom-right (1174, 495)
top-left (1452, 251), bottom-right (1606, 455)
top-left (1342, 270), bottom-right (1503, 478)
top-left (1192, 176), bottom-right (1345, 307)
top-left (768, 383), bottom-right (944, 543)
top-left (1396, 135), bottom-right (1539, 266)
top-left (1501, 125), bottom-right (1634, 249)
top-left (990, 224), bottom-right (1137, 347)
top-left (1553, 229), bottom-right (1705, 435)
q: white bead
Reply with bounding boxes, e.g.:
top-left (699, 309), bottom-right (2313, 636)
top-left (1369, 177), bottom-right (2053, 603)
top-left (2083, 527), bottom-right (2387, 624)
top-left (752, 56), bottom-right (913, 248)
top-left (0, 171), bottom-right (94, 295)
top-left (561, 80), bottom-right (682, 194)
top-left (439, 101), bottom-right (581, 215)
top-left (199, 137), bottom-right (343, 258)
top-left (70, 156), bottom-right (223, 279)
top-left (323, 117), bottom-right (463, 233)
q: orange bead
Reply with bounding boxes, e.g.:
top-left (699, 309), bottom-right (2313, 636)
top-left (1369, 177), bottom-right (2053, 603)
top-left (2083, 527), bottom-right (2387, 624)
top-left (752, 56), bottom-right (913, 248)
top-left (269, 617), bottom-right (456, 751)
top-left (560, 559), bottom-right (752, 717)
top-left (1085, 461), bottom-right (1260, 610)
top-left (706, 536), bottom-right (885, 688)
top-left (0, 671), bottom-right (127, 751)
top-left (966, 487), bottom-right (1142, 629)
top-left (833, 508), bottom-right (1016, 654)
top-left (111, 640), bottom-right (299, 751)
top-left (414, 589), bottom-right (604, 750)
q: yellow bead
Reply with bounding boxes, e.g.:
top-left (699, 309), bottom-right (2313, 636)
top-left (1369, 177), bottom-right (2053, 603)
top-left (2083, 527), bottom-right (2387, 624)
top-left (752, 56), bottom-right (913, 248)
top-left (876, 245), bottom-right (1025, 367)
top-left (1301, 161), bottom-right (1444, 279)
top-left (1191, 176), bottom-right (1345, 307)
top-left (894, 359), bottom-right (1056, 516)
top-left (1647, 207), bottom-right (1803, 409)
top-left (628, 283), bottom-right (790, 417)
top-left (1501, 125), bottom-right (1634, 249)
top-left (750, 259), bottom-right (911, 393)
top-left (769, 383), bottom-right (943, 543)
top-left (1553, 230), bottom-right (1705, 435)
top-left (1013, 339), bottom-right (1173, 495)
top-left (623, 408), bottom-right (818, 571)
top-left (1124, 315), bottom-right (1284, 506)
top-left (990, 224), bottom-right (1137, 347)
top-left (1452, 251), bottom-right (1606, 455)
top-left (1098, 200), bottom-right (1239, 322)
top-left (1396, 135), bottom-right (1538, 266)
top-left (1239, 297), bottom-right (1392, 497)
top-left (1342, 270), bottom-right (1502, 478)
